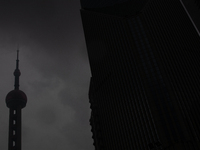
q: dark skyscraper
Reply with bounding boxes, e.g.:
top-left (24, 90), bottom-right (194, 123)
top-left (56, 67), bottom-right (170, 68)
top-left (6, 50), bottom-right (27, 150)
top-left (80, 0), bottom-right (200, 149)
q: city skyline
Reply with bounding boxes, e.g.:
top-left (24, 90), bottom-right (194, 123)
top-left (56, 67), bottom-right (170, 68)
top-left (0, 0), bottom-right (200, 150)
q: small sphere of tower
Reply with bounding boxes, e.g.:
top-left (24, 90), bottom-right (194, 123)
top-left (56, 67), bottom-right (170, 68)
top-left (14, 69), bottom-right (21, 76)
top-left (6, 90), bottom-right (27, 109)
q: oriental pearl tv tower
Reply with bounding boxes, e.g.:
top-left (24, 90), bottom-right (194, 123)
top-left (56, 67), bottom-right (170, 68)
top-left (5, 50), bottom-right (27, 150)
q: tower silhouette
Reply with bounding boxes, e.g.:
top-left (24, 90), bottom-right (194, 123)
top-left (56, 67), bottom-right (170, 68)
top-left (6, 50), bottom-right (27, 150)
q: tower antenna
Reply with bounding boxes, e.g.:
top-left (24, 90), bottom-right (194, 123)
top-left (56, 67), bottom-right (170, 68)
top-left (16, 50), bottom-right (19, 69)
top-left (14, 50), bottom-right (21, 90)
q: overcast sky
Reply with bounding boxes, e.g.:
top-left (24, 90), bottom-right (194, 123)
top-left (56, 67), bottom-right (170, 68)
top-left (0, 1), bottom-right (93, 150)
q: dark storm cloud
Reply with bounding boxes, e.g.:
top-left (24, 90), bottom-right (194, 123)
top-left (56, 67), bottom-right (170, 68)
top-left (0, 0), bottom-right (89, 78)
top-left (0, 0), bottom-right (83, 53)
top-left (37, 105), bottom-right (57, 125)
top-left (0, 120), bottom-right (7, 150)
top-left (61, 121), bottom-right (92, 150)
top-left (0, 1), bottom-right (93, 150)
top-left (59, 83), bottom-right (90, 124)
top-left (0, 0), bottom-right (89, 81)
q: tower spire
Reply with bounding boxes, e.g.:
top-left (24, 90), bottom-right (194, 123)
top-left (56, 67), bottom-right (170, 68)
top-left (6, 49), bottom-right (27, 150)
top-left (14, 50), bottom-right (21, 90)
top-left (16, 50), bottom-right (19, 69)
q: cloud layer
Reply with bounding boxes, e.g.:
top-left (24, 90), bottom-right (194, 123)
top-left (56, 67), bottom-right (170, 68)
top-left (0, 1), bottom-right (93, 150)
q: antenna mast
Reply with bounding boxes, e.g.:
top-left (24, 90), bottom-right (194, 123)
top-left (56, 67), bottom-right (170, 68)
top-left (14, 50), bottom-right (21, 90)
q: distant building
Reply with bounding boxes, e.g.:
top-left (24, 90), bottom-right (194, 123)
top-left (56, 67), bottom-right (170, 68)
top-left (80, 0), bottom-right (200, 149)
top-left (6, 50), bottom-right (27, 150)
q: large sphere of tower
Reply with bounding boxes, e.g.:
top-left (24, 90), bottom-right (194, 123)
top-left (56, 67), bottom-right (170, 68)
top-left (6, 90), bottom-right (27, 109)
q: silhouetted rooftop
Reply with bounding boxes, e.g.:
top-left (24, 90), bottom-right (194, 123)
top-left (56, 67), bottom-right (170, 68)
top-left (81, 0), bottom-right (149, 17)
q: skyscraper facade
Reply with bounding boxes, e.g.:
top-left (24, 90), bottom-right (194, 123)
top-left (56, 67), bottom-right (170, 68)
top-left (80, 0), bottom-right (200, 149)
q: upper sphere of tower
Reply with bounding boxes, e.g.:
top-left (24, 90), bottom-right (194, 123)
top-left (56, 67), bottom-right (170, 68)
top-left (14, 69), bottom-right (21, 76)
top-left (6, 90), bottom-right (27, 109)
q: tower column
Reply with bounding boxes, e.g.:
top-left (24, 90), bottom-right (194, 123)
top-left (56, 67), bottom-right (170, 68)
top-left (8, 108), bottom-right (22, 150)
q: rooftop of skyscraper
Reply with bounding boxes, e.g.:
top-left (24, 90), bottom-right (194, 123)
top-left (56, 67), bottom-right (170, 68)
top-left (81, 0), bottom-right (149, 16)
